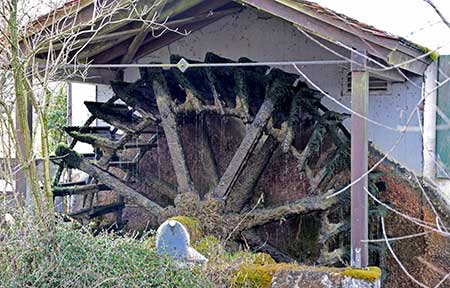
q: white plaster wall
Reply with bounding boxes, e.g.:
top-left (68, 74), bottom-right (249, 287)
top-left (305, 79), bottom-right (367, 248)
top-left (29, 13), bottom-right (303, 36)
top-left (423, 62), bottom-right (450, 201)
top-left (98, 8), bottom-right (424, 173)
top-left (70, 82), bottom-right (97, 154)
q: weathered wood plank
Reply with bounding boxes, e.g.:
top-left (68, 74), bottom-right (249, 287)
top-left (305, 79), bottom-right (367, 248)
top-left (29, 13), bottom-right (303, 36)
top-left (212, 98), bottom-right (274, 199)
top-left (225, 135), bottom-right (278, 212)
top-left (69, 202), bottom-right (125, 219)
top-left (84, 101), bottom-right (155, 133)
top-left (228, 194), bottom-right (336, 232)
top-left (53, 184), bottom-right (110, 197)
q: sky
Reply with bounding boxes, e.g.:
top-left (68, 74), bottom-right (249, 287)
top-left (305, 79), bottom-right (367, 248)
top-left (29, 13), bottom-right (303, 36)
top-left (314, 0), bottom-right (450, 54)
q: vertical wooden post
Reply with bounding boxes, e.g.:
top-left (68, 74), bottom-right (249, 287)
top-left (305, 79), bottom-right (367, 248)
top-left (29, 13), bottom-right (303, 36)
top-left (350, 50), bottom-right (369, 268)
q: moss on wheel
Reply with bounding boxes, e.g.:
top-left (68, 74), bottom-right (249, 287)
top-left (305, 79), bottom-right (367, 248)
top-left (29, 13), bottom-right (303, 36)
top-left (54, 144), bottom-right (83, 169)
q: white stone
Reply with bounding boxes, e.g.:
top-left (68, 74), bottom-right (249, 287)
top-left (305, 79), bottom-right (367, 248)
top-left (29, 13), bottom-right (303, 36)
top-left (155, 219), bottom-right (207, 264)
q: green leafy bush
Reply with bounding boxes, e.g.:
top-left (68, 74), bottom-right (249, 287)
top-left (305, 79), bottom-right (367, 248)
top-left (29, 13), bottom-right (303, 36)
top-left (0, 212), bottom-right (210, 288)
top-left (47, 84), bottom-right (67, 152)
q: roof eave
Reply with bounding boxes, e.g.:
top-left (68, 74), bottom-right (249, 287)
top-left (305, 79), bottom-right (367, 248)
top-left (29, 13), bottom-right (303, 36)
top-left (237, 0), bottom-right (432, 75)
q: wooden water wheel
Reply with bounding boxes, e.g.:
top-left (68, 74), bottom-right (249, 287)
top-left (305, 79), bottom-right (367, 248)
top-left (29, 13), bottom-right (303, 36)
top-left (52, 53), bottom-right (380, 265)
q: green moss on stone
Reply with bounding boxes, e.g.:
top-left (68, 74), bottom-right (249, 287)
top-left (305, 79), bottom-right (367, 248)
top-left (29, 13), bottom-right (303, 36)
top-left (340, 266), bottom-right (382, 282)
top-left (231, 263), bottom-right (301, 288)
top-left (169, 216), bottom-right (202, 243)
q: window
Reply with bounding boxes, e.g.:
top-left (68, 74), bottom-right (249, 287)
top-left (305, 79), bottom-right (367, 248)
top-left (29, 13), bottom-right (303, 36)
top-left (344, 71), bottom-right (391, 95)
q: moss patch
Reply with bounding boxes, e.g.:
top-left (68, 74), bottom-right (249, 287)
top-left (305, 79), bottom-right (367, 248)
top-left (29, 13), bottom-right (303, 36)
top-left (195, 235), bottom-right (219, 256)
top-left (169, 216), bottom-right (202, 243)
top-left (231, 263), bottom-right (301, 288)
top-left (54, 144), bottom-right (82, 169)
top-left (253, 253), bottom-right (276, 266)
top-left (415, 44), bottom-right (439, 62)
top-left (340, 266), bottom-right (382, 282)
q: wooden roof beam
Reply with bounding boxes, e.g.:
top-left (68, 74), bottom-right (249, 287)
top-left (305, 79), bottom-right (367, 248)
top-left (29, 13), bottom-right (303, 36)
top-left (92, 7), bottom-right (238, 63)
top-left (65, 0), bottom-right (199, 60)
top-left (119, 1), bottom-right (168, 64)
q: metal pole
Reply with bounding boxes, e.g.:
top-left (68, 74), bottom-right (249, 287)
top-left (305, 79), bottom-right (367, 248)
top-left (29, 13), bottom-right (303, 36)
top-left (350, 50), bottom-right (369, 268)
top-left (60, 59), bottom-right (348, 71)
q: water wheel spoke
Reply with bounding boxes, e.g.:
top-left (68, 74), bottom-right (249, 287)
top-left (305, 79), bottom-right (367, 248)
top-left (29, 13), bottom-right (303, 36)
top-left (197, 118), bottom-right (219, 190)
top-left (55, 146), bottom-right (164, 219)
top-left (151, 71), bottom-right (195, 194)
top-left (53, 183), bottom-right (109, 197)
top-left (229, 193), bottom-right (336, 232)
top-left (212, 98), bottom-right (274, 199)
top-left (225, 134), bottom-right (278, 212)
top-left (69, 202), bottom-right (125, 220)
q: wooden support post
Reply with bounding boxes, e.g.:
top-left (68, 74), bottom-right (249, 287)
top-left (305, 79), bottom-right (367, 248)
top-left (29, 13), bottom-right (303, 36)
top-left (350, 50), bottom-right (369, 268)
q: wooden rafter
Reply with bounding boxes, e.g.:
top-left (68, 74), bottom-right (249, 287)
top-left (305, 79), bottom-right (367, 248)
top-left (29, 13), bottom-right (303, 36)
top-left (54, 7), bottom-right (238, 55)
top-left (120, 0), bottom-right (169, 64)
top-left (92, 8), bottom-right (238, 63)
top-left (81, 0), bottom-right (203, 62)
